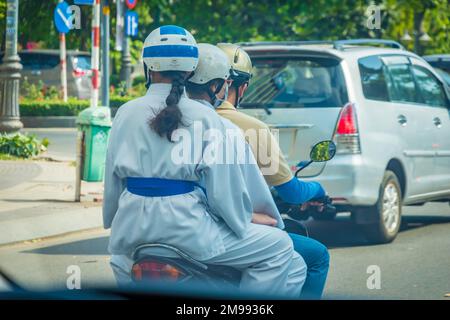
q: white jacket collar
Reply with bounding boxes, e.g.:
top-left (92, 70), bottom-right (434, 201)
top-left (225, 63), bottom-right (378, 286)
top-left (146, 83), bottom-right (187, 97)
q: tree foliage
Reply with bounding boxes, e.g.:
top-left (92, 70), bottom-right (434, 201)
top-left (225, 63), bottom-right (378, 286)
top-left (0, 0), bottom-right (448, 71)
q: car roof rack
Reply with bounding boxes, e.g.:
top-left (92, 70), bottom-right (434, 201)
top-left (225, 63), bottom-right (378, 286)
top-left (239, 39), bottom-right (405, 51)
top-left (333, 39), bottom-right (404, 50)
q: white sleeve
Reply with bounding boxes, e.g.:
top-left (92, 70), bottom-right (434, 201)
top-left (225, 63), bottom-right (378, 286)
top-left (238, 140), bottom-right (285, 229)
top-left (197, 123), bottom-right (253, 239)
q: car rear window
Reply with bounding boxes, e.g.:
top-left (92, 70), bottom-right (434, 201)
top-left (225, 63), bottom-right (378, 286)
top-left (241, 57), bottom-right (348, 108)
top-left (72, 55), bottom-right (91, 70)
top-left (20, 53), bottom-right (59, 70)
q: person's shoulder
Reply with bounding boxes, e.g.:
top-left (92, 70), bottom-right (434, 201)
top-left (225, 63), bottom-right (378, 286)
top-left (121, 95), bottom-right (149, 108)
top-left (217, 103), bottom-right (269, 130)
top-left (220, 116), bottom-right (239, 130)
top-left (112, 95), bottom-right (151, 122)
top-left (234, 111), bottom-right (271, 131)
top-left (115, 95), bottom-right (151, 115)
top-left (179, 97), bottom-right (224, 127)
top-left (180, 96), bottom-right (212, 110)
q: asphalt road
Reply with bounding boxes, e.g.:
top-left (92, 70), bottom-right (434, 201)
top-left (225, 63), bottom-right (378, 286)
top-left (0, 202), bottom-right (449, 299)
top-left (23, 128), bottom-right (77, 161)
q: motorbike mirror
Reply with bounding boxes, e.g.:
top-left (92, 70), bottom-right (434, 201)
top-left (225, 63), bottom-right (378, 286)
top-left (310, 140), bottom-right (336, 162)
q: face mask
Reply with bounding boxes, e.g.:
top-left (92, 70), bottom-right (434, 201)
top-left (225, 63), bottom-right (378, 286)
top-left (213, 82), bottom-right (229, 108)
top-left (209, 80), bottom-right (229, 109)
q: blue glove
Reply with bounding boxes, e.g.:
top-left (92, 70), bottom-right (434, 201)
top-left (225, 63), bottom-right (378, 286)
top-left (274, 177), bottom-right (326, 205)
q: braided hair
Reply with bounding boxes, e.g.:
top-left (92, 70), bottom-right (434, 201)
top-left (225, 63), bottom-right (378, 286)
top-left (150, 71), bottom-right (187, 142)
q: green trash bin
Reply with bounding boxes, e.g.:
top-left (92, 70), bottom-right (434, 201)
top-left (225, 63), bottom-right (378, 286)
top-left (76, 106), bottom-right (112, 182)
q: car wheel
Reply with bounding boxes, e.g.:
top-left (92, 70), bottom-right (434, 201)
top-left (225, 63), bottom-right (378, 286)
top-left (361, 170), bottom-right (402, 244)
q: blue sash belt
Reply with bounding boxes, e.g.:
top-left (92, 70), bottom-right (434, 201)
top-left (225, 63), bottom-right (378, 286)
top-left (126, 177), bottom-right (198, 197)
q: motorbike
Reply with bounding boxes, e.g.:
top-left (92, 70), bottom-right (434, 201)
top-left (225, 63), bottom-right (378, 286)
top-left (130, 140), bottom-right (337, 287)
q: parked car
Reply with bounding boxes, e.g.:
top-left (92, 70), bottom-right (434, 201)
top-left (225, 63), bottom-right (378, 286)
top-left (423, 54), bottom-right (450, 86)
top-left (0, 50), bottom-right (92, 99)
top-left (239, 39), bottom-right (450, 243)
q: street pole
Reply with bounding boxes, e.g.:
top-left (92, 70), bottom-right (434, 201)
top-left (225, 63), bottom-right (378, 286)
top-left (119, 0), bottom-right (132, 90)
top-left (413, 11), bottom-right (425, 55)
top-left (91, 0), bottom-right (101, 108)
top-left (59, 0), bottom-right (68, 102)
top-left (0, 0), bottom-right (23, 133)
top-left (101, 0), bottom-right (110, 107)
top-left (59, 33), bottom-right (68, 102)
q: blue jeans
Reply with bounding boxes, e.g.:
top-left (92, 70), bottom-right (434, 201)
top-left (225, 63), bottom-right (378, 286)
top-left (288, 233), bottom-right (329, 299)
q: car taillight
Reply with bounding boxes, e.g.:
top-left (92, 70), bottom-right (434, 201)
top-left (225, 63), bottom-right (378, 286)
top-left (333, 102), bottom-right (361, 154)
top-left (73, 68), bottom-right (87, 78)
top-left (131, 261), bottom-right (185, 282)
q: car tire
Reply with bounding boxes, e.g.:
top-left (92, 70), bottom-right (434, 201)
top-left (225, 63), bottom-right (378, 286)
top-left (361, 170), bottom-right (402, 244)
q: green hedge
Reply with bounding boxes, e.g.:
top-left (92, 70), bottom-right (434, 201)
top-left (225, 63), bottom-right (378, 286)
top-left (20, 96), bottom-right (134, 117)
top-left (20, 99), bottom-right (89, 116)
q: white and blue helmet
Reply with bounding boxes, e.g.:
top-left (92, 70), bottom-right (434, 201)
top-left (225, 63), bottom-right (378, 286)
top-left (142, 25), bottom-right (199, 73)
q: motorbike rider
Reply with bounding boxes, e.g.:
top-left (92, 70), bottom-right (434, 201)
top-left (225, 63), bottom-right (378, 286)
top-left (186, 43), bottom-right (296, 227)
top-left (102, 25), bottom-right (306, 298)
top-left (216, 43), bottom-right (330, 299)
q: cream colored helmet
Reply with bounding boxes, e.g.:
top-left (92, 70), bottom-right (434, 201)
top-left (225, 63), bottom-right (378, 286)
top-left (188, 43), bottom-right (230, 84)
top-left (217, 43), bottom-right (253, 83)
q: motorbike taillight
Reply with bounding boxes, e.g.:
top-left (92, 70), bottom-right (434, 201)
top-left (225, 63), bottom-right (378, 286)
top-left (131, 261), bottom-right (185, 282)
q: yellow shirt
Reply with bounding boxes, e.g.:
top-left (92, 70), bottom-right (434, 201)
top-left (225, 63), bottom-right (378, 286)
top-left (217, 101), bottom-right (293, 186)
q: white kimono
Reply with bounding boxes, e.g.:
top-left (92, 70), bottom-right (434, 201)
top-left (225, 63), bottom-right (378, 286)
top-left (103, 84), bottom-right (306, 297)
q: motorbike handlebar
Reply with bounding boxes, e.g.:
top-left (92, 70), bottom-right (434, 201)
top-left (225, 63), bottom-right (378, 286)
top-left (275, 194), bottom-right (337, 221)
top-left (304, 196), bottom-right (336, 215)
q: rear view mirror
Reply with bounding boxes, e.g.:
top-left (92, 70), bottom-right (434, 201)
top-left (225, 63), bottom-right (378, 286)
top-left (310, 140), bottom-right (336, 162)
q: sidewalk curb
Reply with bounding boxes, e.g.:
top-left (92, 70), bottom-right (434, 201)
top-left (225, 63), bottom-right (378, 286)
top-left (0, 206), bottom-right (103, 246)
top-left (0, 226), bottom-right (106, 249)
top-left (22, 116), bottom-right (77, 128)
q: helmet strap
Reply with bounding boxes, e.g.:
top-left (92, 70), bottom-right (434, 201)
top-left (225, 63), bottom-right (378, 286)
top-left (231, 81), bottom-right (248, 108)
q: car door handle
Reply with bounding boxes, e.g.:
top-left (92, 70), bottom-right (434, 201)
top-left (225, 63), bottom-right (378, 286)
top-left (433, 117), bottom-right (442, 128)
top-left (268, 124), bottom-right (315, 130)
top-left (397, 115), bottom-right (407, 126)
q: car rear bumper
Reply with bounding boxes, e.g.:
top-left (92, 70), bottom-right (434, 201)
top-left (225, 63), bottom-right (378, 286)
top-left (300, 154), bottom-right (383, 207)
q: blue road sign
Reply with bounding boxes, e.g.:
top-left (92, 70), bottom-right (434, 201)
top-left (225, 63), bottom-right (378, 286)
top-left (74, 0), bottom-right (94, 5)
top-left (125, 11), bottom-right (138, 37)
top-left (54, 1), bottom-right (72, 34)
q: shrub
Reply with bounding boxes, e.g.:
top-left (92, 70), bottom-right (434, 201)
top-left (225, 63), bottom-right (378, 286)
top-left (21, 78), bottom-right (45, 100)
top-left (20, 99), bottom-right (90, 116)
top-left (21, 78), bottom-right (60, 101)
top-left (0, 133), bottom-right (49, 159)
top-left (19, 96), bottom-right (136, 117)
top-left (43, 86), bottom-right (60, 100)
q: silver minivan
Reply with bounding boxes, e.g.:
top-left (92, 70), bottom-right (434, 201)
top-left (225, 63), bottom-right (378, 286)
top-left (17, 50), bottom-right (92, 99)
top-left (240, 39), bottom-right (450, 243)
